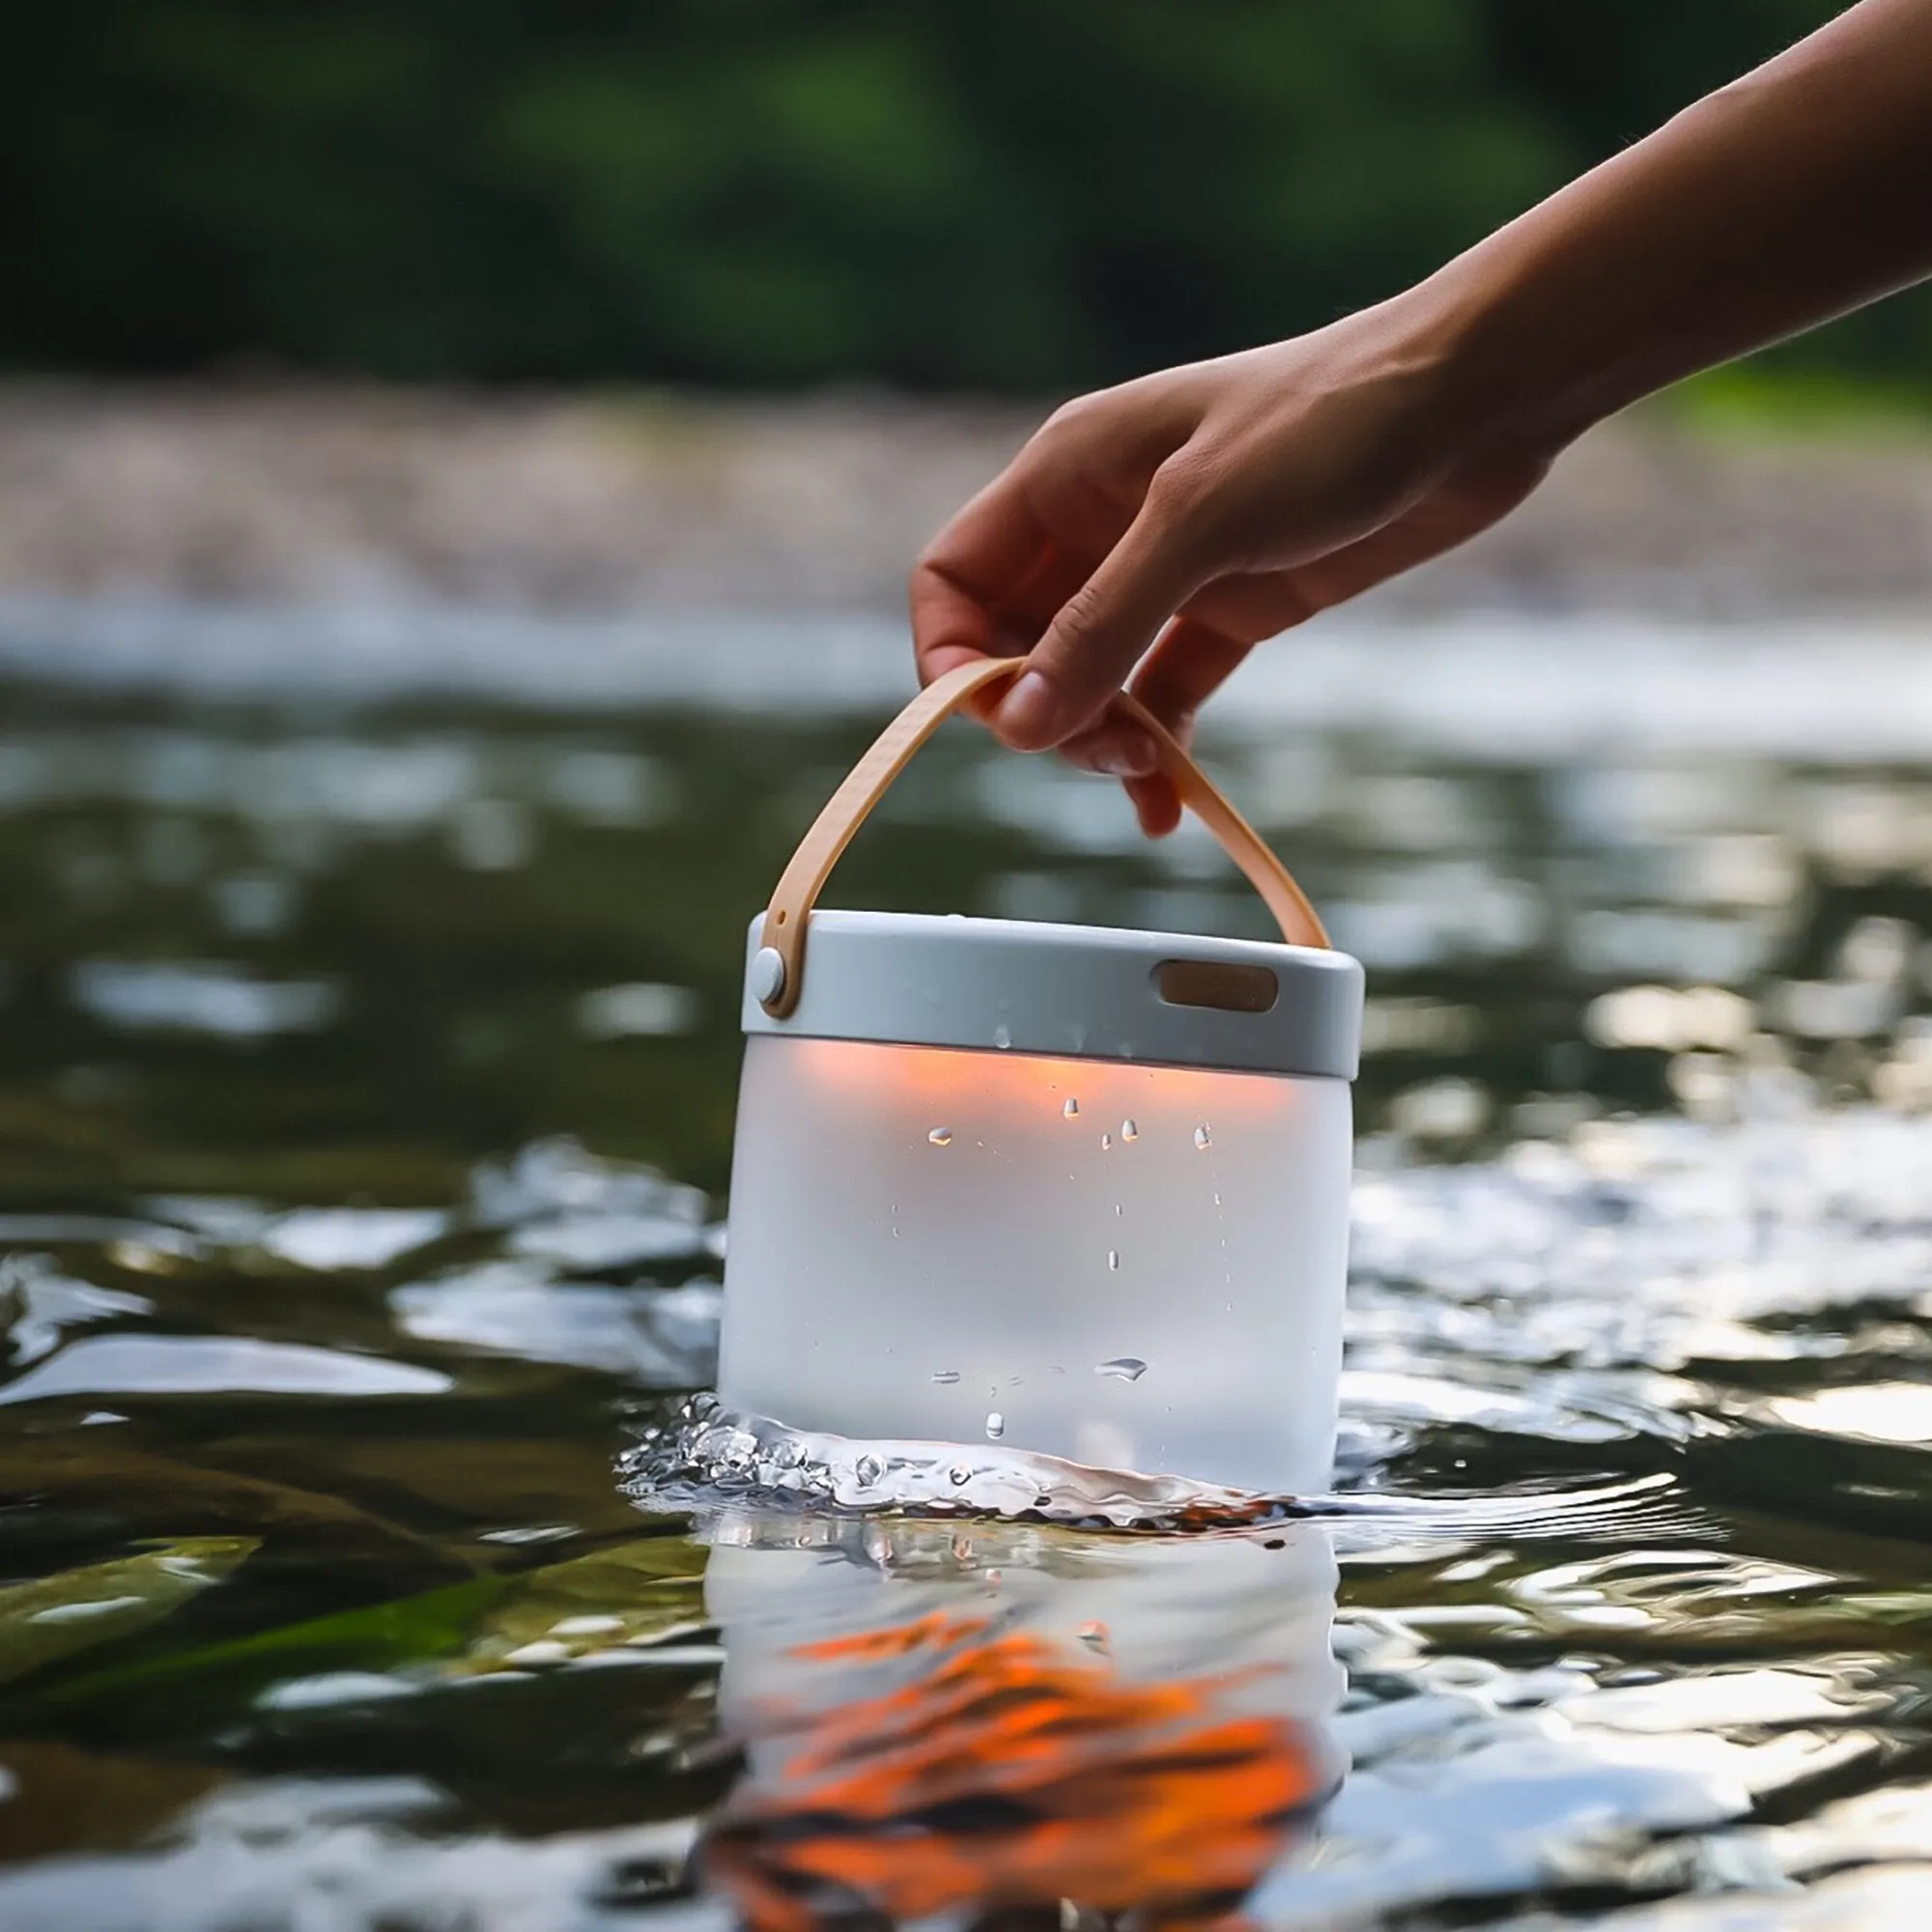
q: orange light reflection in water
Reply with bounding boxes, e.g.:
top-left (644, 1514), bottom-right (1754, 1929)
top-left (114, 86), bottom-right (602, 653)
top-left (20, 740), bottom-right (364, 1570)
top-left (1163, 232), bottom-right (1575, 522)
top-left (780, 1037), bottom-right (1294, 1123)
top-left (703, 1608), bottom-right (1327, 1932)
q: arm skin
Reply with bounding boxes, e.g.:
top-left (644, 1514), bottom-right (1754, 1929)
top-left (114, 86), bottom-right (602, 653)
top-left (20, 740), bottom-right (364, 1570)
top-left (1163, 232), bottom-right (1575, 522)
top-left (910, 0), bottom-right (1932, 834)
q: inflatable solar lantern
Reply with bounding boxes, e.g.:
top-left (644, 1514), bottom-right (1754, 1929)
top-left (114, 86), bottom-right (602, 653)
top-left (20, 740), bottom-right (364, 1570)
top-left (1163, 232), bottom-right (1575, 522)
top-left (718, 659), bottom-right (1363, 1496)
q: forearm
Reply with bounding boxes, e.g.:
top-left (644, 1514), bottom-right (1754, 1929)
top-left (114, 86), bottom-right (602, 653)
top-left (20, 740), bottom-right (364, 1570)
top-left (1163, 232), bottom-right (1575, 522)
top-left (912, 0), bottom-right (1932, 778)
top-left (1418, 0), bottom-right (1932, 449)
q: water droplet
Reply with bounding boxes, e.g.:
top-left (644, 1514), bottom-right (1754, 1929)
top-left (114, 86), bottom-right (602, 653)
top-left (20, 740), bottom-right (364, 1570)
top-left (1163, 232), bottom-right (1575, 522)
top-left (993, 1023), bottom-right (1012, 1049)
top-left (984, 1410), bottom-right (1006, 1439)
top-left (855, 1455), bottom-right (883, 1486)
top-left (931, 1369), bottom-right (960, 1385)
top-left (1076, 1620), bottom-right (1111, 1654)
top-left (1121, 1119), bottom-right (1139, 1142)
top-left (1107, 1249), bottom-right (1120, 1271)
top-left (1194, 1124), bottom-right (1212, 1150)
top-left (1100, 1131), bottom-right (1112, 1151)
top-left (1063, 1097), bottom-right (1080, 1119)
top-left (1095, 1356), bottom-right (1148, 1381)
top-left (928, 1127), bottom-right (953, 1147)
top-left (949, 1463), bottom-right (971, 1487)
top-left (1212, 1192), bottom-right (1222, 1208)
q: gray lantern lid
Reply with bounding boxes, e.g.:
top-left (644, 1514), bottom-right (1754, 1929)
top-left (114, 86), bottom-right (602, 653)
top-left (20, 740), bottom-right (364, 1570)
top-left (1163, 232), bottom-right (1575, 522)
top-left (740, 910), bottom-right (1362, 1080)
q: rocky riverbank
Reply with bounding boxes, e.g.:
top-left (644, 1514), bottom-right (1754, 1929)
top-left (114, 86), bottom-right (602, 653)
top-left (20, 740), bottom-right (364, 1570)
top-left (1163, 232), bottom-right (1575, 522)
top-left (5, 380), bottom-right (1932, 620)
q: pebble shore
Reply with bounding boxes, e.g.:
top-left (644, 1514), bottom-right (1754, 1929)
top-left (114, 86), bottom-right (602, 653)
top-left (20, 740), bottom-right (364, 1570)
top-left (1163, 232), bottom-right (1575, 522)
top-left (5, 381), bottom-right (1932, 619)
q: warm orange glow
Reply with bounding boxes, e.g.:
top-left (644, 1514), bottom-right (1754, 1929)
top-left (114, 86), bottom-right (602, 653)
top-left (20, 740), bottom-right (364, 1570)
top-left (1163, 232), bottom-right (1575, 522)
top-left (705, 1607), bottom-right (1325, 1932)
top-left (776, 1035), bottom-right (1295, 1122)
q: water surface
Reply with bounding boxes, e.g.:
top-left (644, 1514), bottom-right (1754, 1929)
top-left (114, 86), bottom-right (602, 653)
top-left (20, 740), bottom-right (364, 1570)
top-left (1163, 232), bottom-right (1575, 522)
top-left (0, 614), bottom-right (1929, 1928)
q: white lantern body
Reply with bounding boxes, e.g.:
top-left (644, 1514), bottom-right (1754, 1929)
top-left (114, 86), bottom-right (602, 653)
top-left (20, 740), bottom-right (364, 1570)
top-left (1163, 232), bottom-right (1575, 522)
top-left (720, 911), bottom-right (1362, 1496)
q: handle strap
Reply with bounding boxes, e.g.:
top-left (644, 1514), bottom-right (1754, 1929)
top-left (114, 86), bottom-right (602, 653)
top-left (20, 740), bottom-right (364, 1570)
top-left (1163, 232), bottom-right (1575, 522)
top-left (756, 657), bottom-right (1327, 1016)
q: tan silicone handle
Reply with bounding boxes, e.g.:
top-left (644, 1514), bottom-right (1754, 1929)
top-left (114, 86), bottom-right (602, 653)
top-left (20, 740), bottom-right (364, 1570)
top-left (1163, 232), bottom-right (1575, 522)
top-left (756, 656), bottom-right (1328, 1016)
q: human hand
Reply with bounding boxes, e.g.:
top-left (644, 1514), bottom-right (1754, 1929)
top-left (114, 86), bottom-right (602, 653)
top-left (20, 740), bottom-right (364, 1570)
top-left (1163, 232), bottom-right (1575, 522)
top-left (910, 303), bottom-right (1554, 835)
top-left (913, 0), bottom-right (1932, 838)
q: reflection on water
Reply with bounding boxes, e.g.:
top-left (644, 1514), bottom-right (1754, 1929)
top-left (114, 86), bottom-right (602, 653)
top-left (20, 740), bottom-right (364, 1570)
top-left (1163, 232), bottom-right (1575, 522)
top-left (0, 621), bottom-right (1930, 1926)
top-left (701, 1512), bottom-right (1341, 1932)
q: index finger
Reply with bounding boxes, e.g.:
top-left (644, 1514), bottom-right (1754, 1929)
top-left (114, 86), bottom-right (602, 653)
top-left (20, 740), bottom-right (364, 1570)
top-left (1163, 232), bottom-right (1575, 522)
top-left (909, 473), bottom-right (1053, 691)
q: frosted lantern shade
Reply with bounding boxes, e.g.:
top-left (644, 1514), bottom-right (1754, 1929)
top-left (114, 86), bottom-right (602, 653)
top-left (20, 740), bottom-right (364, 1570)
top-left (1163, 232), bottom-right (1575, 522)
top-left (719, 1035), bottom-right (1353, 1494)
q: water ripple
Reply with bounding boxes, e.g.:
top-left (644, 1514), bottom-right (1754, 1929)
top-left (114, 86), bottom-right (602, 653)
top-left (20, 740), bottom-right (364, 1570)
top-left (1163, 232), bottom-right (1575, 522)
top-left (620, 1395), bottom-right (1709, 1547)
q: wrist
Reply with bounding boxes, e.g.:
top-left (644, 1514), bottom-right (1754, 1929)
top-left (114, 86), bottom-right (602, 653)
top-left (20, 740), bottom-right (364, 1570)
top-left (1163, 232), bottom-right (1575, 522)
top-left (1293, 272), bottom-right (1579, 515)
top-left (1391, 245), bottom-right (1609, 465)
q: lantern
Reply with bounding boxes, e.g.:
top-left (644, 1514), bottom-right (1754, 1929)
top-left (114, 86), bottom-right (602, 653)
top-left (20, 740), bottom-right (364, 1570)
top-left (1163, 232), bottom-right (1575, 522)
top-left (719, 659), bottom-right (1362, 1496)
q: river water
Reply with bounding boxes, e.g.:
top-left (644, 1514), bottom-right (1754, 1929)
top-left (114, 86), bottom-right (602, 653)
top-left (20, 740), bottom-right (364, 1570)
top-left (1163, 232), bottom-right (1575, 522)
top-left (0, 611), bottom-right (1929, 1929)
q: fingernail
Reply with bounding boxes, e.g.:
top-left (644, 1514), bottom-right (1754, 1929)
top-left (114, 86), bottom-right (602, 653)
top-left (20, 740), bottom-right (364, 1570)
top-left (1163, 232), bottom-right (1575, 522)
top-left (1093, 732), bottom-right (1158, 779)
top-left (993, 670), bottom-right (1059, 748)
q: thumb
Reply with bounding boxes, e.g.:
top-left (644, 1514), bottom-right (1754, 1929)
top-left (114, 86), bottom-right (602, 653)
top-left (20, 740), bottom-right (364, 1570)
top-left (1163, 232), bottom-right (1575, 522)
top-left (988, 491), bottom-right (1206, 752)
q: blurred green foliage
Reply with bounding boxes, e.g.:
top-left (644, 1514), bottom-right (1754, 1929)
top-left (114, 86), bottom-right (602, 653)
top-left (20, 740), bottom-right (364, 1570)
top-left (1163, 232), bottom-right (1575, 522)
top-left (13, 0), bottom-right (1920, 392)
